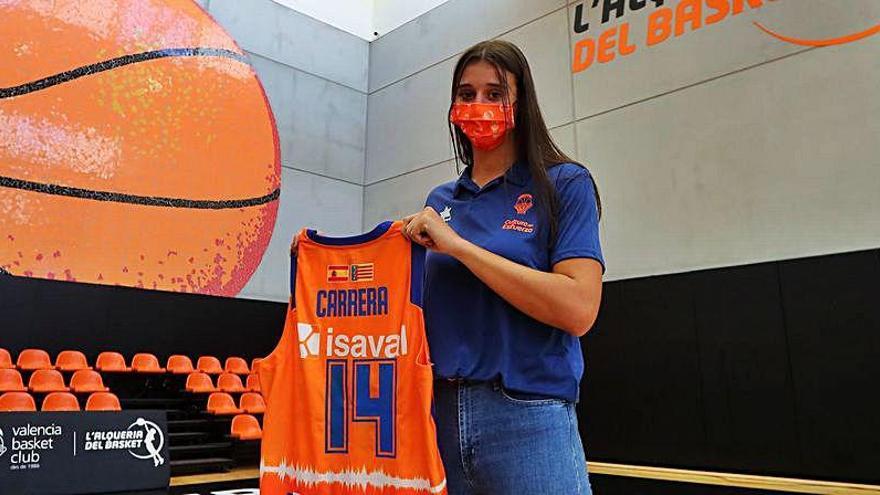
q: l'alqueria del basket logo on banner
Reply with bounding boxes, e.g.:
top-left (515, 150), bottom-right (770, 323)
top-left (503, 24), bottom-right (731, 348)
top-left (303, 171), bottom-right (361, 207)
top-left (84, 417), bottom-right (165, 467)
top-left (569, 0), bottom-right (880, 73)
top-left (0, 428), bottom-right (7, 458)
top-left (127, 418), bottom-right (165, 467)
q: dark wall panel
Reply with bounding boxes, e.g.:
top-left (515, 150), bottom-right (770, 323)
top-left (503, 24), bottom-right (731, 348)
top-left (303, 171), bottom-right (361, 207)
top-left (581, 275), bottom-right (707, 467)
top-left (589, 474), bottom-right (797, 495)
top-left (580, 248), bottom-right (880, 483)
top-left (691, 263), bottom-right (801, 475)
top-left (778, 250), bottom-right (880, 483)
top-left (0, 274), bottom-right (286, 363)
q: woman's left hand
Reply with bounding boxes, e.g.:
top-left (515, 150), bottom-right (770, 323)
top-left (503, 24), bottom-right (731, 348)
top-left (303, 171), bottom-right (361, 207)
top-left (402, 207), bottom-right (468, 257)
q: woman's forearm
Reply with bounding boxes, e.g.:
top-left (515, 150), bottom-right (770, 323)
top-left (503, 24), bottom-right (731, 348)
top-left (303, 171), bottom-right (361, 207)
top-left (450, 239), bottom-right (601, 336)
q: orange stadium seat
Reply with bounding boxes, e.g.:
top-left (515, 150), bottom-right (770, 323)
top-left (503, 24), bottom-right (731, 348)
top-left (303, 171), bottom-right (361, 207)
top-left (42, 392), bottom-right (80, 411)
top-left (217, 373), bottom-right (247, 393)
top-left (197, 356), bottom-right (223, 374)
top-left (55, 350), bottom-right (91, 371)
top-left (131, 353), bottom-right (165, 373)
top-left (0, 348), bottom-right (13, 369)
top-left (29, 369), bottom-right (69, 393)
top-left (17, 348), bottom-right (53, 371)
top-left (0, 392), bottom-right (36, 412)
top-left (225, 357), bottom-right (250, 375)
top-left (70, 370), bottom-right (109, 393)
top-left (231, 414), bottom-right (262, 440)
top-left (246, 373), bottom-right (261, 392)
top-left (95, 352), bottom-right (131, 372)
top-left (251, 358), bottom-right (262, 372)
top-left (185, 372), bottom-right (217, 393)
top-left (0, 369), bottom-right (27, 392)
top-left (85, 392), bottom-right (121, 411)
top-left (166, 355), bottom-right (194, 375)
top-left (206, 392), bottom-right (243, 415)
top-left (240, 392), bottom-right (265, 414)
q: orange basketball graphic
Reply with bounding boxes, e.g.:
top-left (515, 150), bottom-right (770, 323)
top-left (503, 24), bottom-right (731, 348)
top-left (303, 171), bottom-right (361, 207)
top-left (0, 0), bottom-right (281, 296)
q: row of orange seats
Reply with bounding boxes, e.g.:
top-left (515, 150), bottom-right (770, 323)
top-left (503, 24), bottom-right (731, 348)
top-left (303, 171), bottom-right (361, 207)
top-left (0, 391), bottom-right (121, 412)
top-left (1, 348), bottom-right (262, 375)
top-left (185, 372), bottom-right (260, 393)
top-left (206, 392), bottom-right (265, 415)
top-left (0, 368), bottom-right (109, 393)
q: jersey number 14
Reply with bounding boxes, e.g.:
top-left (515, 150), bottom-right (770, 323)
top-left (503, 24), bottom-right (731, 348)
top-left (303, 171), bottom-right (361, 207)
top-left (325, 359), bottom-right (397, 458)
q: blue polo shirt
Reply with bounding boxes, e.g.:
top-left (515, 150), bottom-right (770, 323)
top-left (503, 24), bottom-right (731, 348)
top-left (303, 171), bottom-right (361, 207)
top-left (423, 160), bottom-right (604, 402)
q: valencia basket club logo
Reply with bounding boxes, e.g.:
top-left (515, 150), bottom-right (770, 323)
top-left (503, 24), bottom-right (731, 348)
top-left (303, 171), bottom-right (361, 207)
top-left (514, 194), bottom-right (533, 215)
top-left (0, 428), bottom-right (7, 458)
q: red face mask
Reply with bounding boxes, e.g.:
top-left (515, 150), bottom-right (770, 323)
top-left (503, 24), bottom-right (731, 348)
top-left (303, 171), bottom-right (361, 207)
top-left (450, 102), bottom-right (515, 151)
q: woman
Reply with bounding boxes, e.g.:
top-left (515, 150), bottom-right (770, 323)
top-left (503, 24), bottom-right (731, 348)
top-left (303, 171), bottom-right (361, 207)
top-left (401, 40), bottom-right (604, 494)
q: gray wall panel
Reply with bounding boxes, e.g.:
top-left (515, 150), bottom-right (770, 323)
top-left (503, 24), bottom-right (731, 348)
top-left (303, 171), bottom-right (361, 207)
top-left (363, 161), bottom-right (460, 229)
top-left (550, 124), bottom-right (578, 162)
top-left (366, 57), bottom-right (458, 185)
top-left (369, 0), bottom-right (565, 92)
top-left (249, 53), bottom-right (366, 184)
top-left (209, 0), bottom-right (369, 91)
top-left (577, 37), bottom-right (880, 282)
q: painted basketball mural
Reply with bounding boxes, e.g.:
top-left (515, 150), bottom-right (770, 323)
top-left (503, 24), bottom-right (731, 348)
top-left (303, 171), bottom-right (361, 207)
top-left (0, 1), bottom-right (281, 296)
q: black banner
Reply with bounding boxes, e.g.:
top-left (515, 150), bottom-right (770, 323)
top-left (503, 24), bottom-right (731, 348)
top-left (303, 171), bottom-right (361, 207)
top-left (0, 410), bottom-right (169, 494)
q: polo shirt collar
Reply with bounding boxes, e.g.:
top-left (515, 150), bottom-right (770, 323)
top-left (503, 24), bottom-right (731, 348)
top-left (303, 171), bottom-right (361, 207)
top-left (454, 160), bottom-right (530, 197)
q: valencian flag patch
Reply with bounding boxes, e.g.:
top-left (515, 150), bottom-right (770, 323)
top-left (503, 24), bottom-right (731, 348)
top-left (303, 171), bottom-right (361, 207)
top-left (350, 263), bottom-right (374, 282)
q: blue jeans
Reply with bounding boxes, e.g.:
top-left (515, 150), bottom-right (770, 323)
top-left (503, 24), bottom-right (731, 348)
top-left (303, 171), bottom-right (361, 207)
top-left (433, 379), bottom-right (592, 494)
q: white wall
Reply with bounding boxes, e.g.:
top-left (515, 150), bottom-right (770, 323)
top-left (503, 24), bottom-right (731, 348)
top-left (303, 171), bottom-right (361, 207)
top-left (271, 0), bottom-right (375, 41)
top-left (267, 0), bottom-right (454, 40)
top-left (373, 0), bottom-right (453, 38)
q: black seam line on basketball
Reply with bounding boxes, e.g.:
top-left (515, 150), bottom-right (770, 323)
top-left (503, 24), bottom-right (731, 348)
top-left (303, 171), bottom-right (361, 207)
top-left (0, 47), bottom-right (248, 99)
top-left (0, 176), bottom-right (279, 209)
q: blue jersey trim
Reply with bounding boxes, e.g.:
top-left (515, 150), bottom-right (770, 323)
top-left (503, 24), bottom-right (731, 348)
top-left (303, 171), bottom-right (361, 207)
top-left (289, 251), bottom-right (298, 299)
top-left (410, 243), bottom-right (425, 307)
top-left (306, 221), bottom-right (393, 246)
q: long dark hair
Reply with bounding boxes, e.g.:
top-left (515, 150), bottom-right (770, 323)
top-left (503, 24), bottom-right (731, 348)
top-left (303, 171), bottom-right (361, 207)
top-left (448, 40), bottom-right (602, 244)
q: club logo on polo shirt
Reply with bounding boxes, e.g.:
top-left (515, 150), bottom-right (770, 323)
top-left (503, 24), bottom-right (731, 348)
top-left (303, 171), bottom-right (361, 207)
top-left (502, 193), bottom-right (536, 233)
top-left (514, 194), bottom-right (533, 215)
top-left (439, 206), bottom-right (452, 222)
top-left (502, 219), bottom-right (534, 233)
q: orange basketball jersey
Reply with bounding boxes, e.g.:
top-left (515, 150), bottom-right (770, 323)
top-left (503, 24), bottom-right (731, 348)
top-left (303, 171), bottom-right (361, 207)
top-left (259, 221), bottom-right (447, 495)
